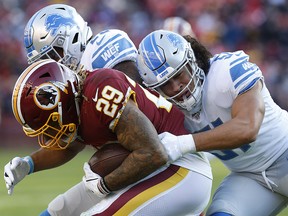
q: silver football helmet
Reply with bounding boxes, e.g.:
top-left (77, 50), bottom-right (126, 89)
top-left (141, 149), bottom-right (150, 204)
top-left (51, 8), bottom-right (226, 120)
top-left (24, 4), bottom-right (93, 70)
top-left (137, 30), bottom-right (205, 113)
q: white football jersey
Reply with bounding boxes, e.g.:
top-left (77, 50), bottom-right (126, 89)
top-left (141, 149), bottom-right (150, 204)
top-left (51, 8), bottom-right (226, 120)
top-left (80, 29), bottom-right (137, 71)
top-left (184, 50), bottom-right (288, 172)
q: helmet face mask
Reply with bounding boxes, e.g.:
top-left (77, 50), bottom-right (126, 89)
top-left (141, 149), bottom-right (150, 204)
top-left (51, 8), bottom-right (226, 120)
top-left (23, 112), bottom-right (77, 150)
top-left (137, 30), bottom-right (205, 113)
top-left (12, 59), bottom-right (80, 150)
top-left (28, 38), bottom-right (64, 63)
top-left (157, 63), bottom-right (204, 112)
top-left (24, 4), bottom-right (92, 70)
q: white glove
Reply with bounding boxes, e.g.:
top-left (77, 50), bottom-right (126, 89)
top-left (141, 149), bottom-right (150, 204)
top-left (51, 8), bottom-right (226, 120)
top-left (159, 132), bottom-right (196, 162)
top-left (82, 162), bottom-right (110, 198)
top-left (4, 156), bottom-right (34, 195)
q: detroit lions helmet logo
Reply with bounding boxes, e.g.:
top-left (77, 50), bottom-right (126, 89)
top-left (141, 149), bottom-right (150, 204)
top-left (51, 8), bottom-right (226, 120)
top-left (166, 33), bottom-right (185, 51)
top-left (34, 83), bottom-right (60, 110)
top-left (45, 14), bottom-right (77, 36)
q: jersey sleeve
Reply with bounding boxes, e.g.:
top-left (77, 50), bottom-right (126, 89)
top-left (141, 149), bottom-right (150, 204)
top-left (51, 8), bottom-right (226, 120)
top-left (209, 50), bottom-right (263, 107)
top-left (80, 29), bottom-right (137, 71)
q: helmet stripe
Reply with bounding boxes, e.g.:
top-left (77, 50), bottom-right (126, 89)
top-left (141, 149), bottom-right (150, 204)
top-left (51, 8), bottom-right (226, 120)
top-left (140, 34), bottom-right (156, 71)
top-left (24, 11), bottom-right (41, 55)
top-left (141, 33), bottom-right (170, 75)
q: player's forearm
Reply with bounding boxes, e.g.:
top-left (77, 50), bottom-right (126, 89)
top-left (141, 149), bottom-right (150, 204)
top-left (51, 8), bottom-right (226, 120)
top-left (30, 141), bottom-right (85, 172)
top-left (160, 117), bottom-right (261, 161)
top-left (104, 148), bottom-right (166, 191)
top-left (183, 81), bottom-right (265, 152)
top-left (107, 100), bottom-right (168, 191)
top-left (193, 118), bottom-right (259, 151)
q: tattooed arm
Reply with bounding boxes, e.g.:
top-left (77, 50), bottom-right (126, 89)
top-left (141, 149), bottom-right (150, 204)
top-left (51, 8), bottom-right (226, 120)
top-left (103, 99), bottom-right (168, 191)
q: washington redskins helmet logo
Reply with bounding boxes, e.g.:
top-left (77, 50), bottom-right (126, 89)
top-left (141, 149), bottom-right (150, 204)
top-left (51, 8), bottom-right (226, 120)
top-left (34, 83), bottom-right (60, 110)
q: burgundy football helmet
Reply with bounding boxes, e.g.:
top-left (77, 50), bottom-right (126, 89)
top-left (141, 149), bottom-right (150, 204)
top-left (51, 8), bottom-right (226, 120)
top-left (12, 59), bottom-right (80, 150)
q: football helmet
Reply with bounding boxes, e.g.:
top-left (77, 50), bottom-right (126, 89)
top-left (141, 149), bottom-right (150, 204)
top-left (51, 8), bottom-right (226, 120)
top-left (12, 59), bottom-right (81, 150)
top-left (137, 30), bottom-right (205, 113)
top-left (24, 4), bottom-right (93, 70)
top-left (163, 17), bottom-right (196, 37)
top-left (80, 29), bottom-right (138, 71)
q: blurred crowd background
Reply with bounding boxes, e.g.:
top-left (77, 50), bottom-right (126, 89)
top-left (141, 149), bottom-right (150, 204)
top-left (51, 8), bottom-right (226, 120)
top-left (1, 0), bottom-right (288, 144)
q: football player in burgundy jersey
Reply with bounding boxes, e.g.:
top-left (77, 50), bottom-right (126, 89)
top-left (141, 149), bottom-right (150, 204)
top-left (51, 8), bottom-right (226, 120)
top-left (4, 4), bottom-right (212, 213)
top-left (7, 58), bottom-right (212, 215)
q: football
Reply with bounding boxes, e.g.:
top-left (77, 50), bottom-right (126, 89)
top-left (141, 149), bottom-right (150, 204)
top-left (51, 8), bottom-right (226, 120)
top-left (88, 143), bottom-right (131, 177)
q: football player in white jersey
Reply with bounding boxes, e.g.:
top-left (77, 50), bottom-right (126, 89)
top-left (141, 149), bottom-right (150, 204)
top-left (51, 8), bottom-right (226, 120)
top-left (137, 30), bottom-right (288, 215)
top-left (4, 4), bottom-right (212, 215)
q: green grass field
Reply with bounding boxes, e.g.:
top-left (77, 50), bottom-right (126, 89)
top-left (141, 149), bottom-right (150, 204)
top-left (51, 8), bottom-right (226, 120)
top-left (0, 148), bottom-right (287, 215)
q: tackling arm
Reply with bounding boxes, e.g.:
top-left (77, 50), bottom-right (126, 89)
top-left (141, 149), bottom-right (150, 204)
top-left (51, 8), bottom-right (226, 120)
top-left (159, 79), bottom-right (265, 162)
top-left (194, 80), bottom-right (264, 151)
top-left (159, 81), bottom-right (265, 161)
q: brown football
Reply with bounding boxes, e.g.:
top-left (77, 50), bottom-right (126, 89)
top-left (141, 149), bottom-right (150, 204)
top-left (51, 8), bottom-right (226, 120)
top-left (88, 143), bottom-right (130, 177)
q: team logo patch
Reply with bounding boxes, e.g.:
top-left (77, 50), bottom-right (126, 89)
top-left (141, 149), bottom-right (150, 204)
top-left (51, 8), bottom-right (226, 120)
top-left (45, 14), bottom-right (76, 36)
top-left (166, 33), bottom-right (185, 51)
top-left (34, 83), bottom-right (60, 110)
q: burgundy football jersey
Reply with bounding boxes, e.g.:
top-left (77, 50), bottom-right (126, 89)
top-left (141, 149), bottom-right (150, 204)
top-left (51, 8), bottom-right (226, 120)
top-left (79, 68), bottom-right (188, 147)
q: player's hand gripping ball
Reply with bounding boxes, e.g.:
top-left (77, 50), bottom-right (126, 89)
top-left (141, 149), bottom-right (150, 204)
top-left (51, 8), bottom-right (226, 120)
top-left (88, 143), bottom-right (130, 177)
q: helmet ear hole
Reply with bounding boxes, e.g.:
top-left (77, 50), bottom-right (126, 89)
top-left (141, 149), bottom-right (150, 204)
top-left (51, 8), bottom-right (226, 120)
top-left (39, 72), bottom-right (51, 78)
top-left (72, 33), bottom-right (79, 44)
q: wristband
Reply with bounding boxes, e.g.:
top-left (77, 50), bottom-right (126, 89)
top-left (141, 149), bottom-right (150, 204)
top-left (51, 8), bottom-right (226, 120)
top-left (178, 134), bottom-right (196, 155)
top-left (97, 178), bottom-right (111, 195)
top-left (23, 156), bottom-right (34, 174)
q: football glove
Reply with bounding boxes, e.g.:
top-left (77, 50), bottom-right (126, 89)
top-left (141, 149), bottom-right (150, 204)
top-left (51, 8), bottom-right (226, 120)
top-left (159, 132), bottom-right (196, 162)
top-left (4, 156), bottom-right (34, 195)
top-left (82, 162), bottom-right (110, 198)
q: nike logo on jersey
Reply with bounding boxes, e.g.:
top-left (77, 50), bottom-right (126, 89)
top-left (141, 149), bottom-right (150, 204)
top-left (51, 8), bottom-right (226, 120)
top-left (92, 88), bottom-right (99, 102)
